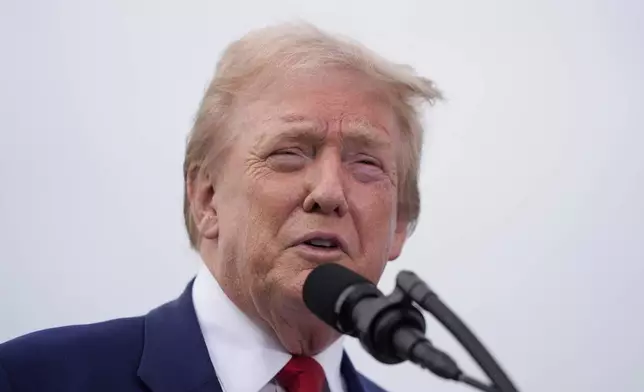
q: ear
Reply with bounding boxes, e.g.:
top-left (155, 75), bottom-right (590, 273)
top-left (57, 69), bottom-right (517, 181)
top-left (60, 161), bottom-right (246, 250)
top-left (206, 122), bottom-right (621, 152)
top-left (387, 217), bottom-right (408, 261)
top-left (186, 166), bottom-right (219, 241)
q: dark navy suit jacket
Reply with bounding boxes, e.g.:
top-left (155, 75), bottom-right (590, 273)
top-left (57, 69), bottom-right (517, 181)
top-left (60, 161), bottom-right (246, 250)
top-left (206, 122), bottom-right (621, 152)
top-left (0, 281), bottom-right (386, 392)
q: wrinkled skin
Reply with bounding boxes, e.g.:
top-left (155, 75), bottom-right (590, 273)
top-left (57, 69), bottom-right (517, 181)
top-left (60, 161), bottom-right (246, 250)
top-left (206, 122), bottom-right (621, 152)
top-left (188, 68), bottom-right (409, 355)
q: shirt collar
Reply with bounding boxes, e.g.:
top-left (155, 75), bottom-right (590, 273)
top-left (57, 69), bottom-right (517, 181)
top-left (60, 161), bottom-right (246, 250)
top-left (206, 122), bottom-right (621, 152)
top-left (192, 263), bottom-right (345, 392)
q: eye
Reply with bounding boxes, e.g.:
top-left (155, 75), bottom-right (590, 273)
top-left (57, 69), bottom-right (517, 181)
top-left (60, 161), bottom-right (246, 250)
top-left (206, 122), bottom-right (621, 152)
top-left (350, 155), bottom-right (387, 183)
top-left (267, 148), bottom-right (308, 171)
top-left (357, 158), bottom-right (380, 167)
top-left (354, 155), bottom-right (382, 168)
top-left (275, 149), bottom-right (303, 156)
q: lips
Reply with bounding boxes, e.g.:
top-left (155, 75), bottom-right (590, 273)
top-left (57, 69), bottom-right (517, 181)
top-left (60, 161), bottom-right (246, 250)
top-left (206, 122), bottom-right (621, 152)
top-left (303, 238), bottom-right (339, 249)
top-left (292, 232), bottom-right (348, 254)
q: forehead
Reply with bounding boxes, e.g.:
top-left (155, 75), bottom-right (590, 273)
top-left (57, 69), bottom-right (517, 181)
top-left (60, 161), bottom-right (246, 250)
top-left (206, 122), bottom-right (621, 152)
top-left (231, 69), bottom-right (400, 145)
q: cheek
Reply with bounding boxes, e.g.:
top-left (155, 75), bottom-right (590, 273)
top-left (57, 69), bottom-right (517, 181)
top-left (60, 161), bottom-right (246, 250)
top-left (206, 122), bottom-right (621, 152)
top-left (361, 205), bottom-right (396, 249)
top-left (244, 174), bottom-right (304, 235)
top-left (352, 186), bottom-right (398, 263)
top-left (356, 182), bottom-right (397, 224)
top-left (249, 175), bottom-right (299, 205)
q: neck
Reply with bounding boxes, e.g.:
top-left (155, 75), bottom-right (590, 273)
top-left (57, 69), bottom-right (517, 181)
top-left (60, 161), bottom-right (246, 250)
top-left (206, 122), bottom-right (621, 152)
top-left (198, 246), bottom-right (340, 355)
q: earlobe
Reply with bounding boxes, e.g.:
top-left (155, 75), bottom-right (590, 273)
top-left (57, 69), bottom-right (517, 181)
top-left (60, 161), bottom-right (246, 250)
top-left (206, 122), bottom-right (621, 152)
top-left (198, 212), bottom-right (219, 240)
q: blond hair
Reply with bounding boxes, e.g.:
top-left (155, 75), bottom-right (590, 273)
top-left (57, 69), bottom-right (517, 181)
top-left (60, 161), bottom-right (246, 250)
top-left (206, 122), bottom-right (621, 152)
top-left (183, 23), bottom-right (442, 249)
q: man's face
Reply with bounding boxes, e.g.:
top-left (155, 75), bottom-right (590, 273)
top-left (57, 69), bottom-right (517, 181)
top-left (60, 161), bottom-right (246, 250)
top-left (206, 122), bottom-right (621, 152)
top-left (207, 69), bottom-right (408, 353)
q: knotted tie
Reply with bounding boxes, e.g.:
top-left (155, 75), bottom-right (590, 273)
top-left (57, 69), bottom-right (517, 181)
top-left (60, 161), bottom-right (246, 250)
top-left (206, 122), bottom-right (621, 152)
top-left (276, 356), bottom-right (327, 392)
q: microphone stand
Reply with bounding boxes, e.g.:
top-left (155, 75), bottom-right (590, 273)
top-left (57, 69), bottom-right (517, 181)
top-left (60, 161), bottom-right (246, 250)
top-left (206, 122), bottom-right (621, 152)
top-left (394, 271), bottom-right (520, 392)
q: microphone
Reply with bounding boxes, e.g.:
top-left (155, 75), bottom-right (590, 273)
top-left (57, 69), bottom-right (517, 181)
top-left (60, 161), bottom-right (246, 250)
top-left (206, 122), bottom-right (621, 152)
top-left (303, 263), bottom-right (519, 392)
top-left (302, 263), bottom-right (462, 381)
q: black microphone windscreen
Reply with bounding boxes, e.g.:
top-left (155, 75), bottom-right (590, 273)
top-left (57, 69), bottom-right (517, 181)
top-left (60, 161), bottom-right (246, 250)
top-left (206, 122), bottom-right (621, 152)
top-left (303, 263), bottom-right (371, 328)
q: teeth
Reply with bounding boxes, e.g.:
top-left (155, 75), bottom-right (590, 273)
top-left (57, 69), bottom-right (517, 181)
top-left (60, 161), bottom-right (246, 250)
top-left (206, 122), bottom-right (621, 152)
top-left (308, 239), bottom-right (336, 248)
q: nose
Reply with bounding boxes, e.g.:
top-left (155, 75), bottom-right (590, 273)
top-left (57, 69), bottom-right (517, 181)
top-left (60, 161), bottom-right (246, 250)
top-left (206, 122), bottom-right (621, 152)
top-left (303, 151), bottom-right (349, 217)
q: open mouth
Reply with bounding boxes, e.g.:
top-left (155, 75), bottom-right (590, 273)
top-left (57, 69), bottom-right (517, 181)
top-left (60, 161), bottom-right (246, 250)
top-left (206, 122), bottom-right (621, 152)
top-left (301, 238), bottom-right (340, 250)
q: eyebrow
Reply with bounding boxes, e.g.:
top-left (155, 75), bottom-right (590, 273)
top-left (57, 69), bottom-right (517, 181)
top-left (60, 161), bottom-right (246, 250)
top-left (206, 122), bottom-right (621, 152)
top-left (258, 115), bottom-right (391, 150)
top-left (272, 116), bottom-right (326, 143)
top-left (340, 120), bottom-right (391, 150)
top-left (277, 115), bottom-right (391, 148)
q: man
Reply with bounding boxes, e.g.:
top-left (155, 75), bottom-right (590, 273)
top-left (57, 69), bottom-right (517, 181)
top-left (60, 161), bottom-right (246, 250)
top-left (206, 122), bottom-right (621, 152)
top-left (0, 23), bottom-right (441, 392)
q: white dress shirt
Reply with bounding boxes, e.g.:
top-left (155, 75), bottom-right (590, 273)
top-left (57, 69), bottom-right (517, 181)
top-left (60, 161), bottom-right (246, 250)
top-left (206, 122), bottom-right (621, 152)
top-left (192, 263), bottom-right (346, 392)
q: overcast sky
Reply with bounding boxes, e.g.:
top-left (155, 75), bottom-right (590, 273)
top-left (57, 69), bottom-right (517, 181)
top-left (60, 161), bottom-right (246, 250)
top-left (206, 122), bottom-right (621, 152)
top-left (1, 1), bottom-right (643, 391)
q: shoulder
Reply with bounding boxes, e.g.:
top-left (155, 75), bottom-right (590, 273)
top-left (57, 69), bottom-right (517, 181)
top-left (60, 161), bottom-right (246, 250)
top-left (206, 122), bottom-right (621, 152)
top-left (0, 316), bottom-right (145, 361)
top-left (0, 317), bottom-right (144, 390)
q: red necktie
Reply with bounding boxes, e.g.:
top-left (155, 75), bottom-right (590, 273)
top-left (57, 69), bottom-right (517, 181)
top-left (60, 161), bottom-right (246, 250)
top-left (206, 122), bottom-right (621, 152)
top-left (276, 356), bottom-right (327, 392)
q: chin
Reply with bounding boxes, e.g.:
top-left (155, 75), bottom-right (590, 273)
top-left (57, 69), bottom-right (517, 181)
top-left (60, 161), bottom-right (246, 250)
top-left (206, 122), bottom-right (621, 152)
top-left (270, 265), bottom-right (313, 303)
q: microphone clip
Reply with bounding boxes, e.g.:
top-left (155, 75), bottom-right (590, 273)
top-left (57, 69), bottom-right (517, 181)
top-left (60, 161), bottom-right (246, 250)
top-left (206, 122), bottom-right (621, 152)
top-left (336, 282), bottom-right (427, 365)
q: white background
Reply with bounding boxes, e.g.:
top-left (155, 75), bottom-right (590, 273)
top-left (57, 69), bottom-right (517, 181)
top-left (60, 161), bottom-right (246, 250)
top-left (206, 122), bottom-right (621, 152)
top-left (1, 1), bottom-right (643, 391)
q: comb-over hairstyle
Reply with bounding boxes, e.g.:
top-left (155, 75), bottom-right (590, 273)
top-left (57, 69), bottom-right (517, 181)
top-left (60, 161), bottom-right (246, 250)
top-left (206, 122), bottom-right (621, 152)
top-left (183, 23), bottom-right (442, 249)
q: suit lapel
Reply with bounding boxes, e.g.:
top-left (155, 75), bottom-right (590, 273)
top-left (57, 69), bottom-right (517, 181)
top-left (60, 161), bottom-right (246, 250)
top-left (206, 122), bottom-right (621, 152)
top-left (136, 279), bottom-right (380, 392)
top-left (137, 280), bottom-right (223, 392)
top-left (341, 352), bottom-right (370, 392)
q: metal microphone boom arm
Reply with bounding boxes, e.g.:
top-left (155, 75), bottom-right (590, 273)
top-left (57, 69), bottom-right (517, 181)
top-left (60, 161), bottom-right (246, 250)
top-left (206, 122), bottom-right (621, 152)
top-left (396, 271), bottom-right (520, 392)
